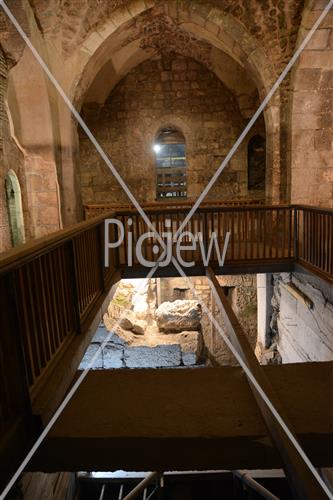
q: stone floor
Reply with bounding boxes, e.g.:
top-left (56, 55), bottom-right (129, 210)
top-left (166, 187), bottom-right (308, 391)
top-left (79, 324), bottom-right (203, 369)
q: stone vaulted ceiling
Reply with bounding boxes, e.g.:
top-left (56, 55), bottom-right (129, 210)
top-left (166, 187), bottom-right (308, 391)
top-left (29, 0), bottom-right (305, 72)
top-left (126, 13), bottom-right (214, 69)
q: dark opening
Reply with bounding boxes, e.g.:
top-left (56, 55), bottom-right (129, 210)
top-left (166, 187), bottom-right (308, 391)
top-left (248, 135), bottom-right (266, 191)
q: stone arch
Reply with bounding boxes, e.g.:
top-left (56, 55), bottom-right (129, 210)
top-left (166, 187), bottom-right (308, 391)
top-left (289, 0), bottom-right (333, 206)
top-left (64, 1), bottom-right (282, 206)
top-left (71, 1), bottom-right (275, 109)
top-left (5, 169), bottom-right (25, 247)
top-left (151, 117), bottom-right (193, 151)
top-left (78, 52), bottom-right (249, 204)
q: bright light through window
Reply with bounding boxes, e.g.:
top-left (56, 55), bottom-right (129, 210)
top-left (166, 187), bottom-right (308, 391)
top-left (154, 128), bottom-right (187, 200)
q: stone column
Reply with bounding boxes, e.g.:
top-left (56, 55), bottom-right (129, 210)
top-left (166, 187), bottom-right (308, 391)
top-left (257, 273), bottom-right (273, 349)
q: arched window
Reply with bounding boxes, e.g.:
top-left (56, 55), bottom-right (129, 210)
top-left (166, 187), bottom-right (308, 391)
top-left (154, 128), bottom-right (187, 199)
top-left (248, 135), bottom-right (266, 191)
top-left (5, 170), bottom-right (25, 247)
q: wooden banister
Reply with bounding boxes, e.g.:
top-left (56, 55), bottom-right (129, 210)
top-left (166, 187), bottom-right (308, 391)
top-left (83, 199), bottom-right (266, 219)
top-left (0, 213), bottom-right (119, 411)
top-left (0, 211), bottom-right (115, 273)
top-left (296, 206), bottom-right (333, 282)
top-left (114, 205), bottom-right (295, 268)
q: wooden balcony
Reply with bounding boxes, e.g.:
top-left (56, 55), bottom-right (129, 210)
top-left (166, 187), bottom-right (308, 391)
top-left (0, 202), bottom-right (332, 486)
top-left (115, 204), bottom-right (296, 278)
top-left (83, 198), bottom-right (265, 219)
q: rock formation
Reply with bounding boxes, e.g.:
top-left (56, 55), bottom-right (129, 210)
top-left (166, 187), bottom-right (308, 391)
top-left (155, 300), bottom-right (202, 333)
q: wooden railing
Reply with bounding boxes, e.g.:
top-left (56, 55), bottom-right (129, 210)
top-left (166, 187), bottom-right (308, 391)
top-left (114, 204), bottom-right (333, 282)
top-left (84, 199), bottom-right (265, 219)
top-left (0, 272), bottom-right (31, 444)
top-left (296, 205), bottom-right (333, 282)
top-left (0, 213), bottom-right (118, 412)
top-left (0, 202), bottom-right (332, 456)
top-left (115, 205), bottom-right (295, 268)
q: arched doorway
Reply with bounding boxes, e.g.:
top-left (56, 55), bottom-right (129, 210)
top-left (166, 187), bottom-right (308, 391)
top-left (154, 128), bottom-right (187, 200)
top-left (5, 170), bottom-right (25, 247)
top-left (248, 135), bottom-right (266, 192)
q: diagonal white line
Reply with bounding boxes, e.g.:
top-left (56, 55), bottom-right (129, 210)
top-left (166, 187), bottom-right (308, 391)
top-left (170, 256), bottom-right (333, 499)
top-left (173, 0), bottom-right (333, 241)
top-left (0, 263), bottom-right (159, 500)
top-left (0, 4), bottom-right (169, 495)
top-left (0, 0), bottom-right (332, 498)
top-left (0, 0), bottom-right (168, 253)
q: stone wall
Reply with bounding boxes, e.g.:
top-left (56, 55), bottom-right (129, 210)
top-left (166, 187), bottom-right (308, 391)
top-left (157, 274), bottom-right (257, 366)
top-left (0, 3), bottom-right (65, 253)
top-left (6, 15), bottom-right (64, 239)
top-left (0, 46), bottom-right (28, 253)
top-left (290, 0), bottom-right (333, 207)
top-left (208, 275), bottom-right (258, 365)
top-left (270, 271), bottom-right (333, 363)
top-left (79, 53), bottom-right (265, 205)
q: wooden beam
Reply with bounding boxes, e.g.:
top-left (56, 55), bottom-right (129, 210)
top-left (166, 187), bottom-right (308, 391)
top-left (206, 266), bottom-right (330, 500)
top-left (29, 364), bottom-right (333, 473)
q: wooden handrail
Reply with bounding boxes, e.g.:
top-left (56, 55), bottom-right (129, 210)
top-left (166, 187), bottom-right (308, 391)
top-left (114, 203), bottom-right (292, 216)
top-left (292, 204), bottom-right (333, 215)
top-left (84, 198), bottom-right (265, 208)
top-left (85, 202), bottom-right (333, 216)
top-left (0, 211), bottom-right (115, 273)
top-left (83, 199), bottom-right (266, 219)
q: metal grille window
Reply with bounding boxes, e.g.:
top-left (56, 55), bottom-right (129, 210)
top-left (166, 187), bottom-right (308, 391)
top-left (154, 128), bottom-right (187, 199)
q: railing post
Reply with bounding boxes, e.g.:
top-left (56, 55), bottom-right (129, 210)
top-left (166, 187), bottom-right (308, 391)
top-left (293, 207), bottom-right (298, 261)
top-left (0, 272), bottom-right (36, 487)
top-left (7, 272), bottom-right (33, 415)
top-left (67, 240), bottom-right (82, 335)
top-left (202, 212), bottom-right (208, 264)
top-left (97, 223), bottom-right (106, 293)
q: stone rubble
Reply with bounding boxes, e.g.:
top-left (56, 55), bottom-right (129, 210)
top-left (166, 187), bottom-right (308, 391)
top-left (155, 300), bottom-right (202, 333)
top-left (119, 311), bottom-right (147, 335)
top-left (80, 280), bottom-right (205, 370)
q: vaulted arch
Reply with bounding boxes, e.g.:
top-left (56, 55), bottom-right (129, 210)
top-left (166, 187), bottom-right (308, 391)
top-left (5, 169), bottom-right (25, 247)
top-left (69, 1), bottom-right (279, 206)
